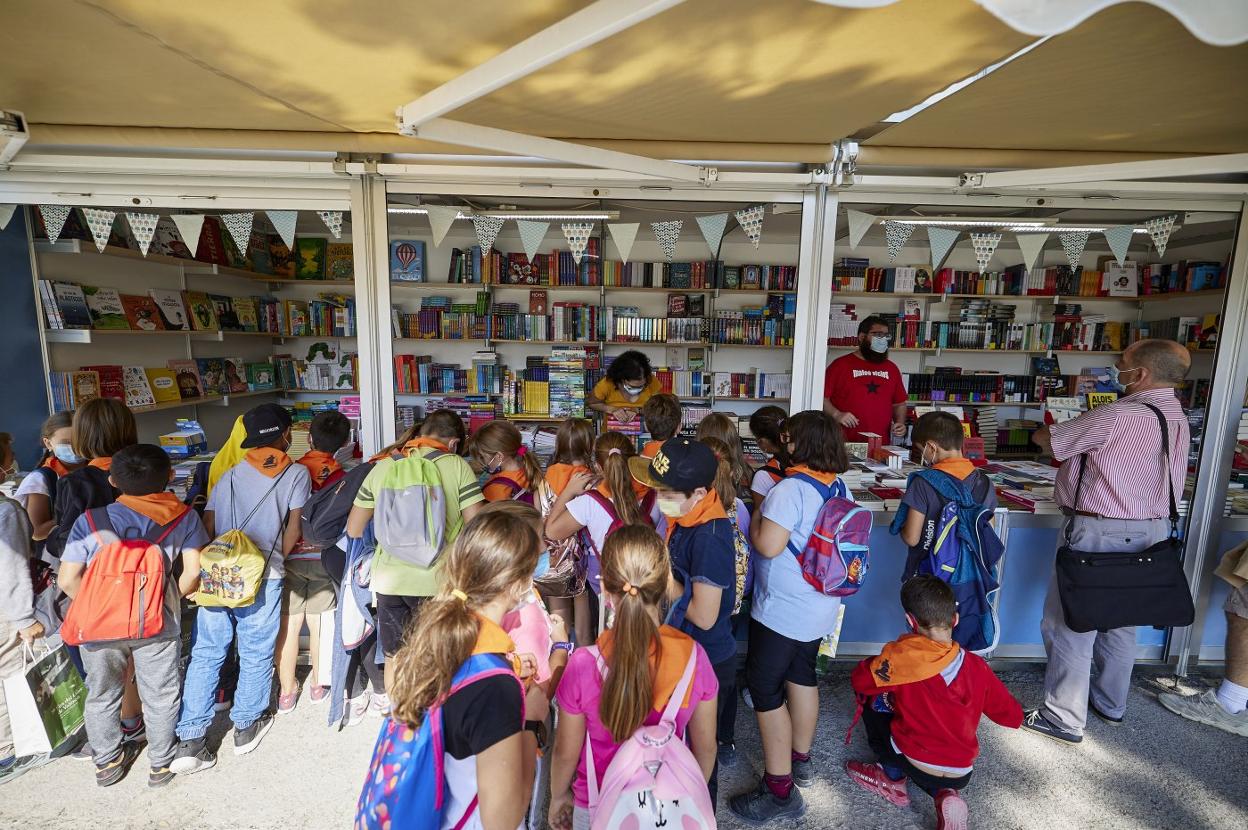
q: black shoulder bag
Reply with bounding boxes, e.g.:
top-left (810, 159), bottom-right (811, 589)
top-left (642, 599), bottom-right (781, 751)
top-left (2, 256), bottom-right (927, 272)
top-left (1054, 402), bottom-right (1196, 633)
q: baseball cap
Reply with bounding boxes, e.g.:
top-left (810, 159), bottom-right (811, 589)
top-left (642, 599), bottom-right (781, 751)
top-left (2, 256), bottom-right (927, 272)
top-left (239, 403), bottom-right (293, 449)
top-left (628, 437), bottom-right (718, 492)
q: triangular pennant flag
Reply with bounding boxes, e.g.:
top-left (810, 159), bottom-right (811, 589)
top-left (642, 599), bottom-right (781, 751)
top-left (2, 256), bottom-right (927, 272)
top-left (1146, 214), bottom-right (1178, 257)
top-left (38, 205), bottom-right (71, 244)
top-left (80, 208), bottom-right (117, 253)
top-left (969, 232), bottom-right (1002, 273)
top-left (0, 204), bottom-right (16, 231)
top-left (608, 222), bottom-right (640, 263)
top-left (425, 205), bottom-right (460, 248)
top-left (562, 222), bottom-right (594, 265)
top-left (125, 212), bottom-right (160, 256)
top-left (882, 220), bottom-right (914, 261)
top-left (472, 214), bottom-right (505, 254)
top-left (734, 205), bottom-right (765, 248)
top-left (695, 213), bottom-right (729, 256)
top-left (925, 226), bottom-right (960, 271)
top-left (1059, 230), bottom-right (1090, 271)
top-left (1103, 225), bottom-right (1134, 266)
top-left (171, 214), bottom-right (207, 256)
top-left (266, 210), bottom-right (298, 250)
top-left (221, 212), bottom-right (255, 256)
top-left (651, 220), bottom-right (682, 262)
top-left (1015, 232), bottom-right (1049, 274)
top-left (316, 210), bottom-right (344, 239)
top-left (846, 209), bottom-right (875, 249)
top-left (516, 219), bottom-right (549, 263)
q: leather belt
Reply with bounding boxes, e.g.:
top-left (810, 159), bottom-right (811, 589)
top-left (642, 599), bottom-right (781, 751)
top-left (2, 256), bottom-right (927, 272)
top-left (1063, 508), bottom-right (1166, 521)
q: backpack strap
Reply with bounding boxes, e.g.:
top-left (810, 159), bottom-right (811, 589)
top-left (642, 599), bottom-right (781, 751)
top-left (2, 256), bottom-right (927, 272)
top-left (913, 468), bottom-right (977, 508)
top-left (638, 488), bottom-right (657, 527)
top-left (583, 489), bottom-right (624, 535)
top-left (484, 474), bottom-right (524, 499)
top-left (84, 506), bottom-right (115, 547)
top-left (34, 465), bottom-right (59, 498)
top-left (785, 473), bottom-right (843, 558)
top-left (659, 645), bottom-right (700, 725)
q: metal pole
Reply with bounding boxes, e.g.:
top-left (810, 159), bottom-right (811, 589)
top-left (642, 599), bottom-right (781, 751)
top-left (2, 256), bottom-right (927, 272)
top-left (349, 175), bottom-right (396, 454)
top-left (789, 186), bottom-right (837, 412)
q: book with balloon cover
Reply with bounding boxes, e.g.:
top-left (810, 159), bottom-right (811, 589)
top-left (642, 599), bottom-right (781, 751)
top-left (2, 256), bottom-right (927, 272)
top-left (390, 239), bottom-right (426, 282)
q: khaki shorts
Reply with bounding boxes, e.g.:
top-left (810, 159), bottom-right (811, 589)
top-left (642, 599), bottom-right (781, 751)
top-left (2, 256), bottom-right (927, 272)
top-left (1224, 582), bottom-right (1248, 621)
top-left (283, 558), bottom-right (337, 616)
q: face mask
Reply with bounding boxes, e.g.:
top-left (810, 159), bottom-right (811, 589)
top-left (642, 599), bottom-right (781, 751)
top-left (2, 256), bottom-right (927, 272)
top-left (485, 453), bottom-right (504, 475)
top-left (1103, 365), bottom-right (1141, 393)
top-left (532, 552), bottom-right (550, 581)
top-left (869, 335), bottom-right (890, 354)
top-left (333, 445), bottom-right (354, 466)
top-left (658, 494), bottom-right (687, 518)
top-left (622, 383), bottom-right (645, 399)
top-left (919, 445), bottom-right (934, 468)
top-left (52, 443), bottom-right (85, 465)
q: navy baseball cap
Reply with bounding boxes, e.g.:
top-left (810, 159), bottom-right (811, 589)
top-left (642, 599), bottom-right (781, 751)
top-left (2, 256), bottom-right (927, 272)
top-left (629, 437), bottom-right (718, 492)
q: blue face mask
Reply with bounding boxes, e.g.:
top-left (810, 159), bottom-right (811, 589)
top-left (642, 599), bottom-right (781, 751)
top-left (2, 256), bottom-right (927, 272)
top-left (869, 335), bottom-right (890, 354)
top-left (52, 443), bottom-right (85, 465)
top-left (533, 551), bottom-right (550, 581)
top-left (1102, 365), bottom-right (1141, 393)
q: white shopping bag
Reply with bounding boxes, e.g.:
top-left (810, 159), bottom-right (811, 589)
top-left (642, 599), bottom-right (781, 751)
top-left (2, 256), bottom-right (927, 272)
top-left (2, 642), bottom-right (86, 755)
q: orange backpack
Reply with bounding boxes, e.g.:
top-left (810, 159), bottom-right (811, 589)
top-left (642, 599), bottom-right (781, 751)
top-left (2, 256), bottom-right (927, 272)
top-left (61, 506), bottom-right (188, 646)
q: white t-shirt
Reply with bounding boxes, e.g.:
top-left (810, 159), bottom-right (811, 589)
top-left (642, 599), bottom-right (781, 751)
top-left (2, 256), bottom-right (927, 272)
top-left (14, 469), bottom-right (51, 510)
top-left (566, 493), bottom-right (616, 558)
top-left (750, 468), bottom-right (778, 501)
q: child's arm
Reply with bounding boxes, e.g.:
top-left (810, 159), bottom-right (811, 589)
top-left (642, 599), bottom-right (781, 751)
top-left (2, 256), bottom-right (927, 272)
top-left (687, 698), bottom-right (717, 782)
top-left (345, 504), bottom-right (372, 538)
top-left (899, 508), bottom-right (927, 547)
top-left (25, 492), bottom-right (55, 541)
top-left (548, 709), bottom-right (585, 827)
top-left (684, 582), bottom-right (724, 630)
top-left (56, 514), bottom-right (96, 598)
top-left (178, 548), bottom-right (202, 597)
top-left (981, 664), bottom-right (1024, 728)
top-left (750, 515), bottom-right (792, 560)
top-left (58, 562), bottom-right (86, 598)
top-left (545, 472), bottom-right (595, 541)
top-left (281, 507), bottom-right (303, 556)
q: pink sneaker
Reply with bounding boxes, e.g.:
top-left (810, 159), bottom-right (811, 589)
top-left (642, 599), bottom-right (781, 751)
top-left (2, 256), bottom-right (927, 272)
top-left (309, 685), bottom-right (329, 704)
top-left (936, 789), bottom-right (968, 830)
top-left (276, 686), bottom-right (300, 715)
top-left (845, 760), bottom-right (911, 807)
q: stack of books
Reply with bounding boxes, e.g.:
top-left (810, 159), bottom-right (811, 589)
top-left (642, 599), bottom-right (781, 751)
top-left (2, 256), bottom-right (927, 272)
top-left (549, 346), bottom-right (590, 418)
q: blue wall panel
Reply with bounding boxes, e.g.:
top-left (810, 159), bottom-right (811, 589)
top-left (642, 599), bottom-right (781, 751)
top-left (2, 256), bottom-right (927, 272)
top-left (0, 209), bottom-right (49, 469)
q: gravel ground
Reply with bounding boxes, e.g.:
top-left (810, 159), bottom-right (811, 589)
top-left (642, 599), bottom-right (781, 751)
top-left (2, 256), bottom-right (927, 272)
top-left (2, 664), bottom-right (1244, 829)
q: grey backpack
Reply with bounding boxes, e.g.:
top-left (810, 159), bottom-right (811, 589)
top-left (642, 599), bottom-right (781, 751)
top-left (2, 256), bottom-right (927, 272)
top-left (372, 450), bottom-right (449, 567)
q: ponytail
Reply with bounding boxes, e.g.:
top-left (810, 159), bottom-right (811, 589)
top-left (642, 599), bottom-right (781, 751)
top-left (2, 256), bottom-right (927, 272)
top-left (518, 446), bottom-right (544, 491)
top-left (471, 420), bottom-right (543, 490)
top-left (594, 432), bottom-right (642, 527)
top-left (700, 436), bottom-right (738, 510)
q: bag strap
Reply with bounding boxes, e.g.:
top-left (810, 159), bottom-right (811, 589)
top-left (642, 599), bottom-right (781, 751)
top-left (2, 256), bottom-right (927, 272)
top-left (233, 463), bottom-right (291, 535)
top-left (1140, 401), bottom-right (1181, 534)
top-left (660, 646), bottom-right (699, 725)
top-left (915, 468), bottom-right (976, 509)
top-left (789, 472), bottom-right (832, 503)
top-left (84, 506), bottom-right (113, 547)
top-left (584, 645), bottom-right (606, 810)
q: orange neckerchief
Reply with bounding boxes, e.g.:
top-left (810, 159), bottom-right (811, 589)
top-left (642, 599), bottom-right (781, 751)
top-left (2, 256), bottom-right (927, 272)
top-left (116, 492), bottom-right (187, 526)
top-left (598, 625), bottom-right (696, 710)
top-left (87, 457), bottom-right (112, 472)
top-left (471, 615), bottom-right (523, 676)
top-left (297, 450), bottom-right (342, 489)
top-left (788, 464), bottom-right (837, 486)
top-left (484, 468), bottom-right (529, 501)
top-left (640, 440), bottom-right (663, 460)
top-left (404, 436), bottom-right (451, 455)
top-left (42, 457), bottom-right (72, 477)
top-left (867, 633), bottom-right (960, 688)
top-left (245, 447), bottom-right (292, 478)
top-left (596, 477), bottom-right (651, 503)
top-left (665, 489), bottom-right (728, 542)
top-left (545, 463), bottom-right (589, 496)
top-left (933, 457), bottom-right (976, 481)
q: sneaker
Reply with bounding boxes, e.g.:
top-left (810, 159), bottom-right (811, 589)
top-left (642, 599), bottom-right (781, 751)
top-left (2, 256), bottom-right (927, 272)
top-left (1159, 689), bottom-right (1248, 737)
top-left (346, 692), bottom-right (370, 728)
top-left (148, 766), bottom-right (176, 788)
top-left (845, 760), bottom-right (910, 807)
top-left (309, 685), bottom-right (329, 705)
top-left (277, 686), bottom-right (300, 715)
top-left (791, 755), bottom-right (814, 788)
top-left (0, 753), bottom-right (49, 786)
top-left (121, 715), bottom-right (146, 743)
top-left (727, 778), bottom-right (807, 825)
top-left (717, 742), bottom-right (737, 768)
top-left (1022, 709), bottom-right (1083, 744)
top-left (935, 789), bottom-right (969, 830)
top-left (1088, 696), bottom-right (1123, 726)
top-left (95, 742), bottom-right (142, 788)
top-left (741, 688), bottom-right (755, 710)
top-left (370, 693), bottom-right (391, 717)
top-left (213, 688), bottom-right (233, 712)
top-left (233, 712), bottom-right (275, 756)
top-left (169, 737), bottom-right (216, 775)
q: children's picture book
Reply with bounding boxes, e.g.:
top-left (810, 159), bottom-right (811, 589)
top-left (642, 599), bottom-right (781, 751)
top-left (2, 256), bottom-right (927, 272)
top-left (120, 294), bottom-right (164, 331)
top-left (325, 243), bottom-right (354, 280)
top-left (286, 300), bottom-right (309, 336)
top-left (182, 291), bottom-right (220, 331)
top-left (247, 231), bottom-right (273, 275)
top-left (81, 365), bottom-right (125, 400)
top-left (221, 229), bottom-right (250, 271)
top-left (122, 365), bottom-right (155, 408)
top-left (222, 357), bottom-right (249, 393)
top-left (144, 368), bottom-right (181, 404)
top-left (148, 288), bottom-right (190, 330)
top-left (232, 297), bottom-right (259, 331)
top-left (269, 234), bottom-right (296, 279)
top-left (210, 294), bottom-right (240, 330)
top-left (295, 237), bottom-right (328, 280)
top-left (82, 285), bottom-right (130, 330)
top-left (71, 371), bottom-right (101, 405)
top-left (529, 290), bottom-right (548, 315)
top-left (246, 362), bottom-right (276, 391)
top-left (52, 282), bottom-right (92, 328)
top-left (196, 358), bottom-right (226, 394)
top-left (167, 359), bottom-right (205, 399)
top-left (390, 239), bottom-right (426, 281)
top-left (1106, 261), bottom-right (1139, 297)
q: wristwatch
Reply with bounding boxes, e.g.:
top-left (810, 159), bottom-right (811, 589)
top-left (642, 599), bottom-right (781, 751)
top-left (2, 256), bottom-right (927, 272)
top-left (551, 641), bottom-right (575, 655)
top-left (524, 719), bottom-right (549, 749)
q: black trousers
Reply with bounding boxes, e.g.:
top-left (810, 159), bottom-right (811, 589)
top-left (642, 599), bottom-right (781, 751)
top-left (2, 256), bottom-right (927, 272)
top-left (861, 699), bottom-right (972, 797)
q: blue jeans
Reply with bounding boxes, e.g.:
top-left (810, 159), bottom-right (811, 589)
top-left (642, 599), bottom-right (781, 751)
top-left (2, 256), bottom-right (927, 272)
top-left (176, 579), bottom-right (282, 738)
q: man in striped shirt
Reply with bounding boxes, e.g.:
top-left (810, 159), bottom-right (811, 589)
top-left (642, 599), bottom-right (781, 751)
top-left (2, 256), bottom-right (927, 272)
top-left (1022, 339), bottom-right (1192, 744)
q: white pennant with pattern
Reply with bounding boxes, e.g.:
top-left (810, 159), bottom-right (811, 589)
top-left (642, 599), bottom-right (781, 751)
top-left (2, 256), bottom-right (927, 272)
top-left (125, 212), bottom-right (160, 256)
top-left (925, 226), bottom-right (960, 271)
top-left (883, 220), bottom-right (914, 261)
top-left (317, 210), bottom-right (344, 239)
top-left (734, 205), bottom-right (764, 249)
top-left (695, 213), bottom-right (729, 256)
top-left (1103, 225), bottom-right (1134, 267)
top-left (0, 204), bottom-right (16, 232)
top-left (425, 205), bottom-right (459, 248)
top-left (651, 220), bottom-right (682, 262)
top-left (171, 214), bottom-right (206, 256)
top-left (608, 223), bottom-right (640, 263)
top-left (562, 222), bottom-right (594, 265)
top-left (81, 208), bottom-right (117, 253)
top-left (1146, 214), bottom-right (1178, 257)
top-left (266, 210), bottom-right (298, 250)
top-left (472, 214), bottom-right (505, 254)
top-left (38, 205), bottom-right (71, 244)
top-left (970, 232), bottom-right (1002, 274)
top-left (846, 209), bottom-right (875, 249)
top-left (516, 220), bottom-right (549, 263)
top-left (221, 212), bottom-right (255, 256)
top-left (1015, 232), bottom-right (1049, 275)
top-left (1059, 230), bottom-right (1090, 271)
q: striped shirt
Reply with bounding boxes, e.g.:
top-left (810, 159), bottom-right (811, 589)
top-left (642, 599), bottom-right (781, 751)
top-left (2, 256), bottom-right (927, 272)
top-left (1050, 387), bottom-right (1189, 520)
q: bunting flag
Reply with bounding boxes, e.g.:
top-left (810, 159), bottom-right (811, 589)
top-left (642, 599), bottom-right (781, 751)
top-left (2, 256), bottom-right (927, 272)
top-left (925, 226), bottom-right (960, 270)
top-left (125, 212), bottom-right (160, 256)
top-left (516, 219), bottom-right (549, 263)
top-left (472, 214), bottom-right (505, 254)
top-left (651, 220), bottom-right (682, 261)
top-left (1146, 214), bottom-right (1178, 257)
top-left (734, 205), bottom-right (764, 248)
top-left (562, 222), bottom-right (594, 265)
top-left (266, 210), bottom-right (298, 250)
top-left (695, 212), bottom-right (729, 256)
top-left (1059, 230), bottom-right (1090, 271)
top-left (608, 222), bottom-right (640, 263)
top-left (0, 204), bottom-right (16, 231)
top-left (970, 232), bottom-right (1002, 274)
top-left (1103, 225), bottom-right (1134, 266)
top-left (882, 220), bottom-right (913, 261)
top-left (221, 212), bottom-right (255, 256)
top-left (1015, 232), bottom-right (1049, 274)
top-left (425, 205), bottom-right (459, 248)
top-left (38, 205), bottom-right (71, 244)
top-left (171, 214), bottom-right (206, 256)
top-left (81, 208), bottom-right (117, 253)
top-left (846, 209), bottom-right (875, 249)
top-left (317, 210), bottom-right (344, 239)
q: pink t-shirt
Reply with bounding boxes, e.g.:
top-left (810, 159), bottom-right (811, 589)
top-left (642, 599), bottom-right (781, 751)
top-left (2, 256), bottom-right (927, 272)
top-left (555, 634), bottom-right (719, 808)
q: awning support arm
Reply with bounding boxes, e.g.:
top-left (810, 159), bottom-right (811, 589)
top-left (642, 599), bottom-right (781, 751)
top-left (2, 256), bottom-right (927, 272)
top-left (962, 153), bottom-right (1248, 189)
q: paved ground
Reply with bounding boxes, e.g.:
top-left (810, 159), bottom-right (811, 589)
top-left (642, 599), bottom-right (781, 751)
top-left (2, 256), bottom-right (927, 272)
top-left (2, 665), bottom-right (1245, 829)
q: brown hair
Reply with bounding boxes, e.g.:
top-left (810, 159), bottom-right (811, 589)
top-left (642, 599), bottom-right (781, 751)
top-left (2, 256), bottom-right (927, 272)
top-left (599, 525), bottom-right (671, 742)
top-left (785, 410), bottom-right (848, 474)
top-left (552, 418), bottom-right (594, 467)
top-left (700, 436), bottom-right (738, 510)
top-left (37, 411), bottom-right (75, 464)
top-left (390, 510), bottom-right (542, 725)
top-left (696, 413), bottom-right (750, 490)
top-left (471, 420), bottom-right (543, 490)
top-left (901, 575), bottom-right (956, 630)
top-left (477, 499), bottom-right (544, 539)
top-left (422, 409), bottom-right (467, 448)
top-left (912, 411), bottom-right (964, 452)
top-left (72, 398), bottom-right (137, 460)
top-left (641, 394), bottom-right (682, 442)
top-left (594, 432), bottom-right (643, 527)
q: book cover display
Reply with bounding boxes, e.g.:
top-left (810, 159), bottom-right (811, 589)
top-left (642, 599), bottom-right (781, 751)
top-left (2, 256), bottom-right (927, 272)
top-left (326, 243), bottom-right (354, 280)
top-left (82, 286), bottom-right (129, 330)
top-left (391, 239), bottom-right (426, 281)
top-left (196, 358), bottom-right (226, 394)
top-left (120, 294), bottom-right (164, 331)
top-left (167, 359), bottom-right (204, 399)
top-left (144, 368), bottom-right (180, 403)
top-left (122, 366), bottom-right (155, 408)
top-left (148, 289), bottom-right (190, 330)
top-left (295, 237), bottom-right (328, 280)
top-left (52, 283), bottom-right (91, 328)
top-left (183, 292), bottom-right (220, 331)
top-left (222, 357), bottom-right (249, 393)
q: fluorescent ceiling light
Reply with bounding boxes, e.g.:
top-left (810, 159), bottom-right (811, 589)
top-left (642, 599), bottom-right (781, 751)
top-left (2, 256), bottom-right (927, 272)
top-left (387, 207), bottom-right (617, 220)
top-left (886, 218), bottom-right (1149, 233)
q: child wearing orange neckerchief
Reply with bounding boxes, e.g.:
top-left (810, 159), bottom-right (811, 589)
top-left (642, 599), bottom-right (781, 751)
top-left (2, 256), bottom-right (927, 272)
top-left (296, 411), bottom-right (352, 492)
top-left (846, 576), bottom-right (1022, 830)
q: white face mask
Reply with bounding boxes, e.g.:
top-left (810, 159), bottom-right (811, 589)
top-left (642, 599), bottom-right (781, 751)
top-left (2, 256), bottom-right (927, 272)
top-left (657, 494), bottom-right (688, 518)
top-left (622, 383), bottom-right (645, 399)
top-left (869, 335), bottom-right (890, 354)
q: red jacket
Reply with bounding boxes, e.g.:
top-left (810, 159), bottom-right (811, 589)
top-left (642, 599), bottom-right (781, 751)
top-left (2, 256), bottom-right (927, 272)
top-left (851, 644), bottom-right (1022, 769)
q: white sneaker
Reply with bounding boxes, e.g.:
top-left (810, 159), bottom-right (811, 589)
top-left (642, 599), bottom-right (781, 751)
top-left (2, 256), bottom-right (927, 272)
top-left (1159, 689), bottom-right (1248, 737)
top-left (370, 693), bottom-right (391, 718)
top-left (346, 693), bottom-right (370, 728)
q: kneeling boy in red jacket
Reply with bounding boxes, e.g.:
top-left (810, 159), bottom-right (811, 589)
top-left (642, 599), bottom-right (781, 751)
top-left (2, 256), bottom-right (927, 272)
top-left (846, 575), bottom-right (1023, 830)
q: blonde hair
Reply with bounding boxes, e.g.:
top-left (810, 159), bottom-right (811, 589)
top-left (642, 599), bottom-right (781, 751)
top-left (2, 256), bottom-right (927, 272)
top-left (477, 499), bottom-right (543, 539)
top-left (72, 398), bottom-right (137, 460)
top-left (593, 432), bottom-right (643, 527)
top-left (599, 525), bottom-right (671, 742)
top-left (390, 510), bottom-right (542, 725)
top-left (38, 411), bottom-right (74, 464)
top-left (553, 418), bottom-right (594, 467)
top-left (472, 421), bottom-right (543, 490)
top-left (696, 413), bottom-right (749, 491)
top-left (700, 436), bottom-right (737, 511)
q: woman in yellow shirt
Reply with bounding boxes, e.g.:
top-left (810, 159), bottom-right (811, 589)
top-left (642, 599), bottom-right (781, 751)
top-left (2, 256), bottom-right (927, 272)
top-left (586, 349), bottom-right (663, 424)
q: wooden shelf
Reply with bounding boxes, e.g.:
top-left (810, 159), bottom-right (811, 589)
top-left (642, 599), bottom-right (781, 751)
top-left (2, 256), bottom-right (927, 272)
top-left (907, 400), bottom-right (1039, 408)
top-left (504, 414), bottom-right (564, 422)
top-left (44, 328), bottom-right (350, 343)
top-left (711, 342), bottom-right (793, 349)
top-left (128, 388), bottom-right (279, 415)
top-left (715, 288), bottom-right (797, 295)
top-left (488, 339), bottom-right (600, 346)
top-left (830, 289), bottom-right (1223, 304)
top-left (393, 337), bottom-right (487, 344)
top-left (281, 388), bottom-right (360, 395)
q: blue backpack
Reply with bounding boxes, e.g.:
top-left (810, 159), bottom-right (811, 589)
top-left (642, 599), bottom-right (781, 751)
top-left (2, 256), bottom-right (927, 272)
top-left (890, 469), bottom-right (1004, 653)
top-left (787, 474), bottom-right (871, 597)
top-left (356, 653), bottom-right (521, 830)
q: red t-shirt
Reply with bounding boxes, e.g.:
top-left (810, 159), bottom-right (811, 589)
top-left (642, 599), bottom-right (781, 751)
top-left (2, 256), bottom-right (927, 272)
top-left (823, 352), bottom-right (907, 442)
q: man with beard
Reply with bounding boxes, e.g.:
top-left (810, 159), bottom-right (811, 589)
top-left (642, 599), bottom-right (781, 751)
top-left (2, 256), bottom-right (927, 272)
top-left (823, 316), bottom-right (908, 443)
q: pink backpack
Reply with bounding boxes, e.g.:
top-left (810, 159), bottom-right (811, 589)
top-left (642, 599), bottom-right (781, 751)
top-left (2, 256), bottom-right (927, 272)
top-left (786, 473), bottom-right (871, 597)
top-left (584, 645), bottom-right (715, 830)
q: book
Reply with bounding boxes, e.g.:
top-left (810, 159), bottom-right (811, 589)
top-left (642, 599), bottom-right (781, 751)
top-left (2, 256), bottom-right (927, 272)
top-left (122, 365), bottom-right (155, 408)
top-left (1086, 392), bottom-right (1118, 410)
top-left (246, 362), bottom-right (276, 391)
top-left (144, 368), bottom-right (181, 403)
top-left (196, 358), bottom-right (226, 394)
top-left (390, 239), bottom-right (427, 281)
top-left (247, 231), bottom-right (273, 275)
top-left (232, 297), bottom-right (259, 332)
top-left (120, 294), bottom-right (164, 331)
top-left (82, 285), bottom-right (130, 330)
top-left (269, 235), bottom-right (296, 279)
top-left (183, 292), bottom-right (220, 331)
top-left (221, 228), bottom-right (250, 270)
top-left (1106, 261), bottom-right (1138, 297)
top-left (295, 237), bottom-right (328, 280)
top-left (222, 357), bottom-right (249, 393)
top-left (167, 359), bottom-right (205, 399)
top-left (530, 290), bottom-right (548, 315)
top-left (38, 280), bottom-right (64, 329)
top-left (52, 282), bottom-right (92, 328)
top-left (81, 365), bottom-right (124, 400)
top-left (210, 294), bottom-right (240, 330)
top-left (148, 288), bottom-right (190, 330)
top-left (71, 371), bottom-right (101, 404)
top-left (667, 293), bottom-right (689, 316)
top-left (721, 266), bottom-right (741, 290)
top-left (325, 243), bottom-right (354, 280)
